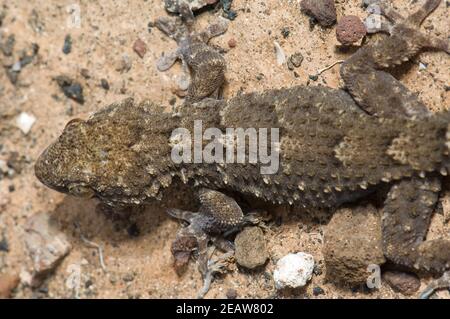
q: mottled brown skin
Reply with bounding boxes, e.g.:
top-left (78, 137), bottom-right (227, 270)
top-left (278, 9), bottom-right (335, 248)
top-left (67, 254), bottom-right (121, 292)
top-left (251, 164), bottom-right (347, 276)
top-left (35, 0), bottom-right (450, 296)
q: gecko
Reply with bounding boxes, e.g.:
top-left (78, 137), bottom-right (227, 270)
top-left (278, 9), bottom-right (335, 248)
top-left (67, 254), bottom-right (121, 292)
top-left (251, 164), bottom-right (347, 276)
top-left (35, 0), bottom-right (449, 298)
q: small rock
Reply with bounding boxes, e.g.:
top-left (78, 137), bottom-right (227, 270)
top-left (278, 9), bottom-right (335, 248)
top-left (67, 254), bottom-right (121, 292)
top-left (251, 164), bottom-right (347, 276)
top-left (228, 38), bottom-right (237, 48)
top-left (62, 34), bottom-right (72, 54)
top-left (291, 52), bottom-right (304, 67)
top-left (0, 273), bottom-right (20, 298)
top-left (419, 62), bottom-right (428, 71)
top-left (15, 112), bottom-right (36, 135)
top-left (287, 59), bottom-right (295, 71)
top-left (313, 286), bottom-right (325, 296)
top-left (300, 0), bottom-right (337, 27)
top-left (273, 252), bottom-right (315, 289)
top-left (122, 273), bottom-right (135, 283)
top-left (11, 61), bottom-right (21, 72)
top-left (164, 0), bottom-right (219, 14)
top-left (281, 27), bottom-right (290, 38)
top-left (234, 226), bottom-right (268, 269)
top-left (133, 39), bottom-right (147, 58)
top-left (115, 54), bottom-right (132, 73)
top-left (100, 79), bottom-right (110, 91)
top-left (0, 235), bottom-right (8, 252)
top-left (274, 41), bottom-right (286, 65)
top-left (383, 271), bottom-right (420, 296)
top-left (55, 75), bottom-right (84, 104)
top-left (226, 288), bottom-right (238, 299)
top-left (24, 212), bottom-right (72, 286)
top-left (336, 15), bottom-right (367, 46)
top-left (80, 68), bottom-right (90, 79)
top-left (7, 152), bottom-right (27, 174)
top-left (323, 205), bottom-right (385, 285)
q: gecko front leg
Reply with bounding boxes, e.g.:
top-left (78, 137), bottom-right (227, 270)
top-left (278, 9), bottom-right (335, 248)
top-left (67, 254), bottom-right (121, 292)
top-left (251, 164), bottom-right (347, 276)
top-left (155, 16), bottom-right (229, 103)
top-left (167, 188), bottom-right (244, 298)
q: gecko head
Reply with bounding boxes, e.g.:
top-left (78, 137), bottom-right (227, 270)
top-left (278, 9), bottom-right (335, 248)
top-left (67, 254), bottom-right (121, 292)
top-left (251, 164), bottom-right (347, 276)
top-left (35, 98), bottom-right (177, 203)
top-left (35, 117), bottom-right (97, 198)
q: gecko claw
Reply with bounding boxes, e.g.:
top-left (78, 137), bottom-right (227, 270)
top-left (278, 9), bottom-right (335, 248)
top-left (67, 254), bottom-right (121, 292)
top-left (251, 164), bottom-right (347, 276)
top-left (419, 271), bottom-right (450, 299)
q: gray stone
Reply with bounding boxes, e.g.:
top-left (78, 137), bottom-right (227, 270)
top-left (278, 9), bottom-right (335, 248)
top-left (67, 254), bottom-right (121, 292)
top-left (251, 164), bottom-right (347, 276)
top-left (323, 205), bottom-right (385, 285)
top-left (234, 226), bottom-right (268, 269)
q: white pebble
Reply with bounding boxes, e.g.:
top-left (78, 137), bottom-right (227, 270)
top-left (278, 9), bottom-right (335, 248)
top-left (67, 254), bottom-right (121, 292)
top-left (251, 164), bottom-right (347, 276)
top-left (273, 252), bottom-right (315, 289)
top-left (15, 112), bottom-right (36, 135)
top-left (12, 61), bottom-right (22, 72)
top-left (274, 41), bottom-right (286, 65)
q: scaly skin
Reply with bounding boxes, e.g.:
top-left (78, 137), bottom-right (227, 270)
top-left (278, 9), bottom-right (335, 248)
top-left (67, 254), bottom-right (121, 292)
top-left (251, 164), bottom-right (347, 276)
top-left (35, 0), bottom-right (450, 297)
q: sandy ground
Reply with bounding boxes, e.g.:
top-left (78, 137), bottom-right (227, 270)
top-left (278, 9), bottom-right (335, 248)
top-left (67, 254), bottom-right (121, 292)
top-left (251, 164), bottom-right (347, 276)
top-left (0, 0), bottom-right (449, 299)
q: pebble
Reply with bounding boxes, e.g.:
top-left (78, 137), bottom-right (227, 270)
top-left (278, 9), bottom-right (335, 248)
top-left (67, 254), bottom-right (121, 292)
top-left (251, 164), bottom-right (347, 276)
top-left (15, 112), bottom-right (36, 135)
top-left (313, 286), bottom-right (325, 296)
top-left (419, 62), bottom-right (428, 71)
top-left (226, 288), bottom-right (237, 299)
top-left (383, 271), bottom-right (421, 296)
top-left (273, 252), bottom-right (315, 289)
top-left (228, 38), bottom-right (237, 48)
top-left (164, 0), bottom-right (219, 14)
top-left (100, 78), bottom-right (110, 91)
top-left (80, 68), bottom-right (91, 79)
top-left (323, 205), bottom-right (385, 285)
top-left (62, 34), bottom-right (72, 54)
top-left (11, 61), bottom-right (21, 72)
top-left (24, 212), bottom-right (72, 287)
top-left (234, 226), bottom-right (268, 269)
top-left (55, 75), bottom-right (85, 104)
top-left (122, 273), bottom-right (135, 282)
top-left (300, 0), bottom-right (337, 27)
top-left (0, 235), bottom-right (8, 252)
top-left (290, 52), bottom-right (304, 68)
top-left (115, 54), bottom-right (132, 73)
top-left (133, 39), bottom-right (147, 58)
top-left (281, 27), bottom-right (290, 38)
top-left (336, 15), bottom-right (367, 46)
top-left (0, 273), bottom-right (20, 298)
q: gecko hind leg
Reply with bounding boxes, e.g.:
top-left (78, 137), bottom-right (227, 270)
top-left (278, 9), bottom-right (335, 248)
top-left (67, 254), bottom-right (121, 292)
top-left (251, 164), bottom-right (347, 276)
top-left (382, 178), bottom-right (450, 297)
top-left (419, 271), bottom-right (450, 299)
top-left (341, 0), bottom-right (448, 117)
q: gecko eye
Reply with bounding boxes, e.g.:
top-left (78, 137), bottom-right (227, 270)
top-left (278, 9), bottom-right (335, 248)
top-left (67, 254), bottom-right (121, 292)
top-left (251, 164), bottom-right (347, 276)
top-left (65, 118), bottom-right (84, 129)
top-left (68, 183), bottom-right (95, 198)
